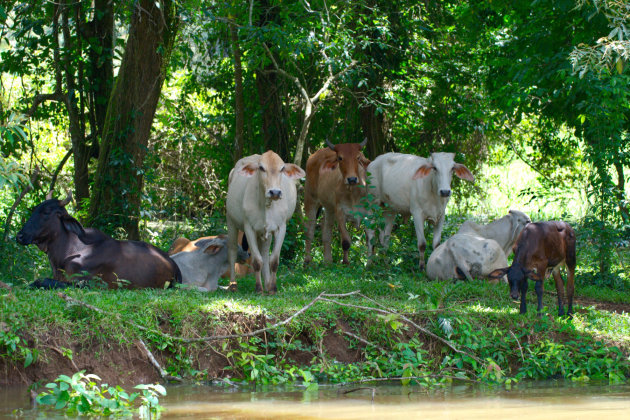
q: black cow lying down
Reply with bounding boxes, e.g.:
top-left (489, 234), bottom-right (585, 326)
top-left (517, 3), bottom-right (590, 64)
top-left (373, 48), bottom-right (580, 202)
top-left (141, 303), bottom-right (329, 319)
top-left (17, 193), bottom-right (181, 289)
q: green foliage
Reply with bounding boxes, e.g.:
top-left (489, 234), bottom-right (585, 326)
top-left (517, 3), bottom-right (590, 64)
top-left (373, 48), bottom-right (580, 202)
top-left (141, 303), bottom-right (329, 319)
top-left (36, 371), bottom-right (166, 418)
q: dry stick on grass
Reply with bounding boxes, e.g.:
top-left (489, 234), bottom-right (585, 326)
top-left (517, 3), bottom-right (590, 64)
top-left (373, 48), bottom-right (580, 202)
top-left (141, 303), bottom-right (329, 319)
top-left (510, 330), bottom-right (525, 363)
top-left (342, 331), bottom-right (388, 354)
top-left (136, 338), bottom-right (182, 383)
top-left (322, 297), bottom-right (484, 366)
top-left (56, 290), bottom-right (481, 365)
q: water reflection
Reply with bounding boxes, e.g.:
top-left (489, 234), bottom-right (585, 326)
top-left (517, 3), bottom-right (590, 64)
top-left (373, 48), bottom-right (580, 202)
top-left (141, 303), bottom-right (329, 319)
top-left (161, 381), bottom-right (630, 420)
top-left (2, 381), bottom-right (629, 419)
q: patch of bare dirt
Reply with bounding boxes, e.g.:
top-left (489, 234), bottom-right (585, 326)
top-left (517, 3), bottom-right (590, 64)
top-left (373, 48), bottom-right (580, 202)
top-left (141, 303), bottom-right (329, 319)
top-left (574, 297), bottom-right (630, 314)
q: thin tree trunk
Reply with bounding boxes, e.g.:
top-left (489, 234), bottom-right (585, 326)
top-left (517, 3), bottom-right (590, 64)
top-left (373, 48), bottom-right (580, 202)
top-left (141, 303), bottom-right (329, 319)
top-left (61, 2), bottom-right (91, 212)
top-left (359, 102), bottom-right (391, 159)
top-left (613, 161), bottom-right (629, 223)
top-left (230, 21), bottom-right (245, 163)
top-left (89, 0), bottom-right (178, 239)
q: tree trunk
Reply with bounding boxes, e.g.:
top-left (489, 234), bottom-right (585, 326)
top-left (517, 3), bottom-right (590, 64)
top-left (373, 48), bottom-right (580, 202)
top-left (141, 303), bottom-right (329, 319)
top-left (614, 161), bottom-right (629, 223)
top-left (61, 2), bottom-right (91, 212)
top-left (359, 101), bottom-right (391, 159)
top-left (256, 66), bottom-right (291, 162)
top-left (230, 21), bottom-right (245, 163)
top-left (89, 0), bottom-right (178, 239)
top-left (89, 0), bottom-right (114, 140)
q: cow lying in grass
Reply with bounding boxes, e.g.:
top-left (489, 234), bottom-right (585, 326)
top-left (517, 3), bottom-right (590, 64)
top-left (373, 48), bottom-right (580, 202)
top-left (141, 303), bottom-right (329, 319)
top-left (427, 210), bottom-right (531, 282)
top-left (17, 192), bottom-right (181, 289)
top-left (168, 233), bottom-right (250, 292)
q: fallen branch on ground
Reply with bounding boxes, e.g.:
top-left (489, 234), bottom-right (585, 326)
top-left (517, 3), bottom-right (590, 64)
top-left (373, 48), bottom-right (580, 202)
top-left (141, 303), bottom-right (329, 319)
top-left (56, 290), bottom-right (482, 366)
top-left (136, 339), bottom-right (182, 383)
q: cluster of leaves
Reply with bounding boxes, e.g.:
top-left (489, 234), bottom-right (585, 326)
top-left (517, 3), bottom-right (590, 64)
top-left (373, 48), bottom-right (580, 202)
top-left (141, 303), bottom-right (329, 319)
top-left (36, 371), bottom-right (166, 418)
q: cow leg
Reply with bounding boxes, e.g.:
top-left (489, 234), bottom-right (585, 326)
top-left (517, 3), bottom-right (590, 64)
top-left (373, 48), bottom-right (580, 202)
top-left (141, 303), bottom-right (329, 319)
top-left (432, 214), bottom-right (446, 251)
top-left (411, 209), bottom-right (427, 270)
top-left (303, 197), bottom-right (319, 265)
top-left (268, 225), bottom-right (286, 294)
top-left (534, 280), bottom-right (544, 316)
top-left (322, 209), bottom-right (334, 263)
top-left (552, 268), bottom-right (566, 317)
top-left (336, 208), bottom-right (351, 265)
top-left (519, 278), bottom-right (529, 314)
top-left (566, 265), bottom-right (575, 317)
top-left (227, 218), bottom-right (240, 291)
top-left (379, 210), bottom-right (396, 249)
top-left (259, 235), bottom-right (272, 294)
top-left (243, 226), bottom-right (264, 293)
top-left (365, 226), bottom-right (376, 259)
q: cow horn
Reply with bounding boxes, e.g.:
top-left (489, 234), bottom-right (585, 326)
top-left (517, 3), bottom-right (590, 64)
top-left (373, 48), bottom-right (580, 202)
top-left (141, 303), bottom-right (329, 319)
top-left (325, 138), bottom-right (336, 151)
top-left (59, 190), bottom-right (73, 207)
top-left (45, 190), bottom-right (54, 200)
top-left (359, 137), bottom-right (368, 148)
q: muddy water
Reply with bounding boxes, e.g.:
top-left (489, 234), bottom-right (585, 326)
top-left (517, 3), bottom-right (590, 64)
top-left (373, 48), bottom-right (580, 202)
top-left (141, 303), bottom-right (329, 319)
top-left (2, 381), bottom-right (629, 419)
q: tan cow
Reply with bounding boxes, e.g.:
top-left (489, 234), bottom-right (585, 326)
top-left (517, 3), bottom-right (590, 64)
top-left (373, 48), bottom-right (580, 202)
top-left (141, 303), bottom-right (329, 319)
top-left (226, 151), bottom-right (305, 294)
top-left (426, 210), bottom-right (531, 282)
top-left (367, 152), bottom-right (474, 269)
top-left (303, 138), bottom-right (374, 264)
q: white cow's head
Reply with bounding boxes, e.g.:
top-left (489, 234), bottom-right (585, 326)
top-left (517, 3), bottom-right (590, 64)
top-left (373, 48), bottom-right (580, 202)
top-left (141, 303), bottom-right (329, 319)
top-left (412, 152), bottom-right (474, 197)
top-left (238, 150), bottom-right (305, 200)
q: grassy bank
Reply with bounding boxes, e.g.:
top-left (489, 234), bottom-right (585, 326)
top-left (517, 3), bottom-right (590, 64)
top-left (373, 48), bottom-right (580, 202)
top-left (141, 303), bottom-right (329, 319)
top-left (1, 249), bottom-right (629, 389)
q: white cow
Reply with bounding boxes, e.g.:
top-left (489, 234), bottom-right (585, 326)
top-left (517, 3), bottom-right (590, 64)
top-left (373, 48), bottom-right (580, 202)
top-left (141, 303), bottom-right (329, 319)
top-left (226, 151), bottom-right (305, 294)
top-left (367, 152), bottom-right (474, 269)
top-left (169, 235), bottom-right (249, 292)
top-left (426, 210), bottom-right (531, 282)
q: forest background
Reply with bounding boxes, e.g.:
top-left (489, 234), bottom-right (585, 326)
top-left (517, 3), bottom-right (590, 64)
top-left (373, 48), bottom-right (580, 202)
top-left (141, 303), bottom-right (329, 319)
top-left (0, 0), bottom-right (629, 288)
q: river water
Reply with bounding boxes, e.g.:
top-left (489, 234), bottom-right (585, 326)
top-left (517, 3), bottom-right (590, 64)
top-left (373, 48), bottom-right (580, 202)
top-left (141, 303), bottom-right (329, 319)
top-left (2, 381), bottom-right (629, 419)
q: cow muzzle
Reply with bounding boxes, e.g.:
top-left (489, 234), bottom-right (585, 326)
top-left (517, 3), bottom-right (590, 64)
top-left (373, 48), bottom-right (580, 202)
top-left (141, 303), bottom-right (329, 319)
top-left (16, 231), bottom-right (29, 245)
top-left (439, 189), bottom-right (451, 197)
top-left (510, 290), bottom-right (520, 300)
top-left (267, 189), bottom-right (282, 199)
top-left (346, 177), bottom-right (358, 185)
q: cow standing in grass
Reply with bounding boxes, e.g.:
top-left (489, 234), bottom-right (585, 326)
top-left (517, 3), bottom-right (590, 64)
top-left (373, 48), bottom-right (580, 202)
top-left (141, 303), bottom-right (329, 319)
top-left (489, 221), bottom-right (577, 316)
top-left (367, 152), bottom-right (474, 269)
top-left (226, 151), bottom-right (305, 294)
top-left (303, 138), bottom-right (374, 265)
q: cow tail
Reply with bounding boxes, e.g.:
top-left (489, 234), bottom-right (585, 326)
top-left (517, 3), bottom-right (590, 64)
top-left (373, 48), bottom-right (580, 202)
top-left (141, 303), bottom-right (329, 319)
top-left (170, 260), bottom-right (183, 288)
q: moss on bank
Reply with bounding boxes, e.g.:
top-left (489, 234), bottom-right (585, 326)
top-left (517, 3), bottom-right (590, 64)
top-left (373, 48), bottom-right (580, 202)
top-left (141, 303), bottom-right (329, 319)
top-left (1, 262), bottom-right (629, 388)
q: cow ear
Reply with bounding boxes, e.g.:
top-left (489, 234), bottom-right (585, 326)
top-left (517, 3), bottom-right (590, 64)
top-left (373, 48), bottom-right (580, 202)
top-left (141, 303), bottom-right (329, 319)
top-left (61, 215), bottom-right (86, 238)
top-left (358, 153), bottom-right (371, 169)
top-left (319, 159), bottom-right (338, 174)
top-left (283, 163), bottom-right (306, 179)
top-left (412, 164), bottom-right (433, 180)
top-left (195, 238), bottom-right (225, 255)
top-left (453, 163), bottom-right (474, 182)
top-left (488, 267), bottom-right (509, 279)
top-left (238, 162), bottom-right (259, 177)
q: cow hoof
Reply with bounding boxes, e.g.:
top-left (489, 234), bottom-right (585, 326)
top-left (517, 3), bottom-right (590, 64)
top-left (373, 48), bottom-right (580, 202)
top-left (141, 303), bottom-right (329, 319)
top-left (418, 262), bottom-right (426, 271)
top-left (342, 259), bottom-right (350, 265)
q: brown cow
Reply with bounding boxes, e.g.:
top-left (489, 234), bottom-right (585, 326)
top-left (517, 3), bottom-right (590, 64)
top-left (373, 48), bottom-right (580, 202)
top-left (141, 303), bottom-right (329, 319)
top-left (303, 139), bottom-right (374, 265)
top-left (489, 221), bottom-right (576, 317)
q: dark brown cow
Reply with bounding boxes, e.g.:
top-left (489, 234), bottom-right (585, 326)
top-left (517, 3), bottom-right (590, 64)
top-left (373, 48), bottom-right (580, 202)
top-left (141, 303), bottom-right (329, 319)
top-left (303, 138), bottom-right (373, 264)
top-left (489, 221), bottom-right (576, 316)
top-left (17, 193), bottom-right (181, 289)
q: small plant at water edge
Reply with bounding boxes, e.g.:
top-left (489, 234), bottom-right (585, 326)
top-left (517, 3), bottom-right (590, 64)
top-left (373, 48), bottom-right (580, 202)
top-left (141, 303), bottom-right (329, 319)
top-left (36, 371), bottom-right (166, 417)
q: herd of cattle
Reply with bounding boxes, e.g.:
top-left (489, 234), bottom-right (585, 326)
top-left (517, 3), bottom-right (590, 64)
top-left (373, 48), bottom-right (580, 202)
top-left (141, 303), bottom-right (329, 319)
top-left (16, 140), bottom-right (577, 316)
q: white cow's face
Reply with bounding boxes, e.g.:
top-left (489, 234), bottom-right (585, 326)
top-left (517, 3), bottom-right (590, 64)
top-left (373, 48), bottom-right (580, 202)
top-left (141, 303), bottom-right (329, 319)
top-left (412, 152), bottom-right (474, 196)
top-left (508, 209), bottom-right (531, 235)
top-left (239, 150), bottom-right (305, 200)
